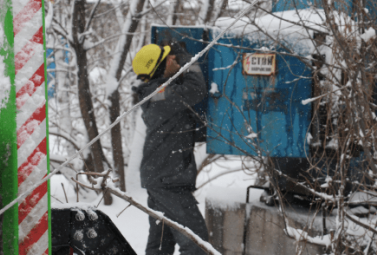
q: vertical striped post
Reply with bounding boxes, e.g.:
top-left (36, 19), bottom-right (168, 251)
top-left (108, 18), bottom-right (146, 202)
top-left (0, 0), bottom-right (50, 254)
top-left (14, 0), bottom-right (51, 252)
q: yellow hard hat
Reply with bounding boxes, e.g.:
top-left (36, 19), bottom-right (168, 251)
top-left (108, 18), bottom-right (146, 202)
top-left (132, 44), bottom-right (171, 81)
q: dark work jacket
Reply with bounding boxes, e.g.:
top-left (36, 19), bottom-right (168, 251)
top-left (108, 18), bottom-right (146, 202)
top-left (134, 63), bottom-right (207, 190)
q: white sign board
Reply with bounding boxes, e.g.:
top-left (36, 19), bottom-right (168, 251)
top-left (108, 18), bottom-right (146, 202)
top-left (242, 53), bottom-right (276, 76)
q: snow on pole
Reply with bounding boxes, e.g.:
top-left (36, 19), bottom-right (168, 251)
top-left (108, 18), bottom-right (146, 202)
top-left (0, 0), bottom-right (50, 254)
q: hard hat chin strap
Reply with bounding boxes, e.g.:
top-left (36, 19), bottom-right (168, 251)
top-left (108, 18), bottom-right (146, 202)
top-left (137, 46), bottom-right (165, 81)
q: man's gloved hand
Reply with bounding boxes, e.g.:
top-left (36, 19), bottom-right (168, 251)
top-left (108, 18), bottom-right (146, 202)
top-left (168, 41), bottom-right (192, 66)
top-left (163, 55), bottom-right (181, 78)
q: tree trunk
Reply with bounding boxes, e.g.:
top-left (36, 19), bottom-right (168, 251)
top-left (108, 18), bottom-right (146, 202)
top-left (109, 90), bottom-right (125, 191)
top-left (167, 0), bottom-right (180, 25)
top-left (203, 0), bottom-right (215, 24)
top-left (108, 0), bottom-right (146, 192)
top-left (209, 0), bottom-right (228, 26)
top-left (72, 0), bottom-right (112, 204)
top-left (114, 0), bottom-right (146, 80)
top-left (197, 0), bottom-right (215, 25)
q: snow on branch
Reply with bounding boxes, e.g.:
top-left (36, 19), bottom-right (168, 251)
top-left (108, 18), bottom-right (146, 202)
top-left (49, 128), bottom-right (81, 151)
top-left (285, 226), bottom-right (332, 247)
top-left (108, 188), bottom-right (221, 255)
top-left (138, 0), bottom-right (169, 17)
top-left (70, 174), bottom-right (221, 255)
top-left (272, 168), bottom-right (335, 202)
top-left (345, 213), bottom-right (377, 235)
top-left (301, 86), bottom-right (347, 105)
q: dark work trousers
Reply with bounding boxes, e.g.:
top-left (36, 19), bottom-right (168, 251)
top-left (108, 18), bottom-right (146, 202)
top-left (145, 188), bottom-right (208, 255)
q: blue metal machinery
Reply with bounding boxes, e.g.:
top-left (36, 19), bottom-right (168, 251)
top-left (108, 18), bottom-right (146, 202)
top-left (46, 43), bottom-right (70, 99)
top-left (46, 48), bottom-right (56, 99)
top-left (206, 36), bottom-right (312, 158)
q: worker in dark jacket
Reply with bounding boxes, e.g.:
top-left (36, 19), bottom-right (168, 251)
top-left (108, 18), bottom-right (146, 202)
top-left (132, 43), bottom-right (208, 255)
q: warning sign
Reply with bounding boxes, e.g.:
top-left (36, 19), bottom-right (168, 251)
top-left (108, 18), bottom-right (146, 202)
top-left (242, 53), bottom-right (276, 76)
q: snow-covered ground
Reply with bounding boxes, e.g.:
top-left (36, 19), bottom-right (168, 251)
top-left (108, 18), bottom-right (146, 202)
top-left (50, 145), bottom-right (259, 254)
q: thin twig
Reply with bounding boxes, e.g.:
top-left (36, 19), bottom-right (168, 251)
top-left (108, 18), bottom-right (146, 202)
top-left (345, 213), bottom-right (377, 235)
top-left (84, 0), bottom-right (102, 34)
top-left (96, 189), bottom-right (108, 208)
top-left (159, 220), bottom-right (165, 251)
top-left (79, 152), bottom-right (91, 172)
top-left (116, 203), bottom-right (132, 218)
top-left (77, 153), bottom-right (93, 202)
top-left (61, 183), bottom-right (69, 203)
top-left (196, 169), bottom-right (243, 190)
top-left (51, 195), bottom-right (64, 204)
top-left (49, 131), bottom-right (81, 151)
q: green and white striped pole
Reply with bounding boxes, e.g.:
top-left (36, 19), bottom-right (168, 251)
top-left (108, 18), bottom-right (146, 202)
top-left (0, 0), bottom-right (51, 254)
